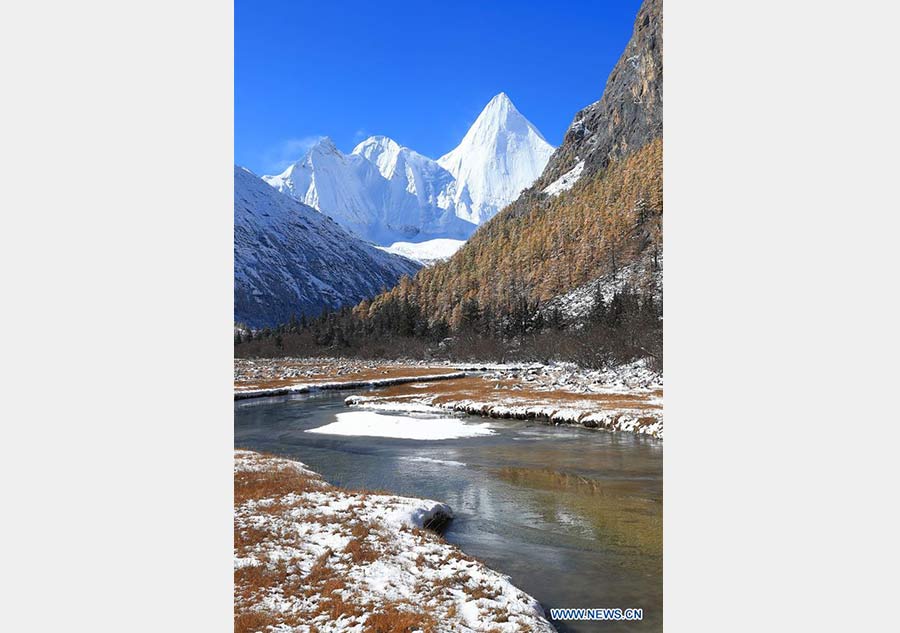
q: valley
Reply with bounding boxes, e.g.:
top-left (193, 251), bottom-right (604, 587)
top-left (234, 0), bottom-right (663, 630)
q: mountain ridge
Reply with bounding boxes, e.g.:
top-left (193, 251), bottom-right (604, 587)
top-left (234, 165), bottom-right (420, 328)
top-left (262, 93), bottom-right (554, 244)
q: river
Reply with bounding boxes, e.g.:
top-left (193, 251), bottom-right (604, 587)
top-left (235, 389), bottom-right (662, 632)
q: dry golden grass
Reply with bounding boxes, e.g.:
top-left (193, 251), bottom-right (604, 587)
top-left (362, 375), bottom-right (662, 413)
top-left (234, 561), bottom-right (288, 602)
top-left (320, 589), bottom-right (364, 622)
top-left (304, 549), bottom-right (335, 584)
top-left (467, 582), bottom-right (502, 601)
top-left (233, 610), bottom-right (278, 633)
top-left (363, 603), bottom-right (436, 633)
top-left (343, 537), bottom-right (379, 565)
top-left (234, 524), bottom-right (270, 550)
top-left (350, 520), bottom-right (375, 540)
top-left (487, 606), bottom-right (510, 623)
top-left (234, 453), bottom-right (442, 632)
top-left (234, 466), bottom-right (324, 505)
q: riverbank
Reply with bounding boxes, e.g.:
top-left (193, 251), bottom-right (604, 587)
top-left (234, 450), bottom-right (556, 632)
top-left (234, 357), bottom-right (663, 438)
top-left (345, 361), bottom-right (663, 439)
top-left (234, 358), bottom-right (464, 399)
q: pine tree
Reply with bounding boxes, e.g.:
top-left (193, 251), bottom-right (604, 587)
top-left (460, 299), bottom-right (482, 333)
top-left (589, 285), bottom-right (607, 325)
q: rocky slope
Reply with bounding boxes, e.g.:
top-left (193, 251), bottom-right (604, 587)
top-left (537, 0), bottom-right (662, 190)
top-left (234, 166), bottom-right (419, 328)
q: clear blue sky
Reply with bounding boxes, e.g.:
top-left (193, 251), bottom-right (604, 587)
top-left (236, 0), bottom-right (643, 175)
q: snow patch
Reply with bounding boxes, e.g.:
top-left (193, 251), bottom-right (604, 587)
top-left (542, 260), bottom-right (663, 325)
top-left (306, 411), bottom-right (495, 440)
top-left (377, 238), bottom-right (466, 265)
top-left (542, 159), bottom-right (585, 196)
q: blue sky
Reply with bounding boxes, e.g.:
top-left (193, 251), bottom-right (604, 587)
top-left (236, 0), bottom-right (642, 175)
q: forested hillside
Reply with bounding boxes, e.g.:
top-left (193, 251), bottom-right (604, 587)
top-left (360, 138), bottom-right (661, 328)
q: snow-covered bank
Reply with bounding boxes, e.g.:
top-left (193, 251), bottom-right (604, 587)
top-left (346, 393), bottom-right (662, 439)
top-left (344, 360), bottom-right (663, 439)
top-left (234, 357), bottom-right (461, 386)
top-left (462, 359), bottom-right (662, 393)
top-left (234, 450), bottom-right (555, 632)
top-left (307, 411), bottom-right (495, 440)
top-left (234, 357), bottom-right (662, 439)
top-left (234, 371), bottom-right (466, 400)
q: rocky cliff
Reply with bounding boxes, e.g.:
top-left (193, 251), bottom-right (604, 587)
top-left (537, 0), bottom-right (662, 189)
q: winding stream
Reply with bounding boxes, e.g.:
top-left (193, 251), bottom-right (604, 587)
top-left (235, 389), bottom-right (662, 632)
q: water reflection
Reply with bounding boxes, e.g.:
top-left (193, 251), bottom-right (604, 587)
top-left (235, 391), bottom-right (662, 632)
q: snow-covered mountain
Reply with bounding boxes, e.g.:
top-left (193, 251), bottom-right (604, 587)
top-left (261, 138), bottom-right (390, 242)
top-left (350, 136), bottom-right (473, 242)
top-left (234, 165), bottom-right (420, 328)
top-left (262, 93), bottom-right (553, 245)
top-left (437, 93), bottom-right (555, 224)
top-left (263, 137), bottom-right (474, 245)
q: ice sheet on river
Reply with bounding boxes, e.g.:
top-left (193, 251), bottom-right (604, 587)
top-left (306, 410), bottom-right (495, 440)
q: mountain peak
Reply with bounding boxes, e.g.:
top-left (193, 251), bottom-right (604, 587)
top-left (308, 136), bottom-right (339, 155)
top-left (351, 135), bottom-right (401, 158)
top-left (269, 136), bottom-right (340, 180)
top-left (473, 92), bottom-right (519, 126)
top-left (437, 94), bottom-right (554, 224)
top-left (351, 135), bottom-right (406, 180)
top-left (487, 91), bottom-right (512, 108)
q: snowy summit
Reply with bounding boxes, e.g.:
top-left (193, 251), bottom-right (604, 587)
top-left (438, 93), bottom-right (555, 224)
top-left (262, 93), bottom-right (554, 245)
